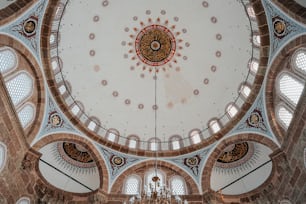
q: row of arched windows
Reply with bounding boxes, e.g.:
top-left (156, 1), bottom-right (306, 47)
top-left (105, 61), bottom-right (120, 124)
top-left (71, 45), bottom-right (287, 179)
top-left (0, 46), bottom-right (35, 129)
top-left (275, 48), bottom-right (306, 129)
top-left (123, 169), bottom-right (187, 196)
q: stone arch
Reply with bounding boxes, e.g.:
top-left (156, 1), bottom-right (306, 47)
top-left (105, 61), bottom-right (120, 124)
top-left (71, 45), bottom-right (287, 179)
top-left (201, 133), bottom-right (279, 193)
top-left (110, 160), bottom-right (200, 195)
top-left (32, 133), bottom-right (109, 194)
top-left (265, 34), bottom-right (306, 145)
top-left (0, 34), bottom-right (45, 144)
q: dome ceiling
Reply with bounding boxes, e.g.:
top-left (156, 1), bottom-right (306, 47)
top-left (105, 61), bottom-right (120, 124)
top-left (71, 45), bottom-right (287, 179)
top-left (52, 0), bottom-right (257, 146)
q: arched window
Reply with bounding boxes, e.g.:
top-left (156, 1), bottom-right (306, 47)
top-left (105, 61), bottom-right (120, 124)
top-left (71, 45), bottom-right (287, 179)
top-left (169, 135), bottom-right (183, 150)
top-left (5, 72), bottom-right (33, 106)
top-left (276, 104), bottom-right (293, 129)
top-left (0, 47), bottom-right (17, 75)
top-left (17, 103), bottom-right (35, 128)
top-left (170, 176), bottom-right (186, 195)
top-left (249, 59), bottom-right (259, 74)
top-left (292, 48), bottom-right (306, 74)
top-left (189, 130), bottom-right (202, 144)
top-left (124, 175), bottom-right (141, 195)
top-left (127, 135), bottom-right (139, 149)
top-left (239, 84), bottom-right (251, 99)
top-left (246, 5), bottom-right (256, 19)
top-left (226, 103), bottom-right (239, 118)
top-left (148, 138), bottom-right (161, 151)
top-left (16, 197), bottom-right (30, 204)
top-left (208, 119), bottom-right (221, 134)
top-left (106, 129), bottom-right (119, 142)
top-left (278, 73), bottom-right (304, 106)
top-left (145, 170), bottom-right (165, 194)
top-left (0, 142), bottom-right (7, 173)
top-left (71, 104), bottom-right (81, 115)
top-left (253, 34), bottom-right (261, 47)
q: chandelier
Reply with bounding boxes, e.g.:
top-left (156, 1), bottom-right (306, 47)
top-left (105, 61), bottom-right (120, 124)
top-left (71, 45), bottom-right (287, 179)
top-left (126, 64), bottom-right (186, 203)
top-left (127, 175), bottom-right (184, 204)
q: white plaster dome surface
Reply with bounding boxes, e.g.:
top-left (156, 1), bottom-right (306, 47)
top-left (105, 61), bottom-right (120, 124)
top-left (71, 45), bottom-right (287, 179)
top-left (57, 0), bottom-right (253, 142)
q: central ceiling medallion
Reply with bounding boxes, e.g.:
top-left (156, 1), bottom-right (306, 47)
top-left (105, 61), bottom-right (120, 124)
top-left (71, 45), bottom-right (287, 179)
top-left (135, 25), bottom-right (176, 66)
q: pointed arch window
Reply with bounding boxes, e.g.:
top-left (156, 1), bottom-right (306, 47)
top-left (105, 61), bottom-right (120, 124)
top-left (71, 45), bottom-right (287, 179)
top-left (5, 72), bottom-right (33, 106)
top-left (276, 104), bottom-right (293, 129)
top-left (0, 47), bottom-right (17, 75)
top-left (170, 176), bottom-right (186, 195)
top-left (278, 73), bottom-right (304, 106)
top-left (124, 175), bottom-right (141, 195)
top-left (17, 103), bottom-right (35, 128)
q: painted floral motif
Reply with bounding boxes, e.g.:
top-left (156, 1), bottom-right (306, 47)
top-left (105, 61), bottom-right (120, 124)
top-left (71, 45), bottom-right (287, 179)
top-left (184, 155), bottom-right (201, 176)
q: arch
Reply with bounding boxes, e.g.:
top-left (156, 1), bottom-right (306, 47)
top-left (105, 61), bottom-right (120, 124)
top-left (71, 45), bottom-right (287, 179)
top-left (266, 35), bottom-right (306, 145)
top-left (208, 119), bottom-right (222, 134)
top-left (105, 128), bottom-right (120, 143)
top-left (147, 137), bottom-right (161, 151)
top-left (201, 133), bottom-right (279, 193)
top-left (126, 135), bottom-right (140, 149)
top-left (169, 135), bottom-right (183, 150)
top-left (0, 34), bottom-right (45, 144)
top-left (32, 133), bottom-right (109, 193)
top-left (15, 197), bottom-right (30, 204)
top-left (189, 129), bottom-right (203, 144)
top-left (110, 160), bottom-right (199, 195)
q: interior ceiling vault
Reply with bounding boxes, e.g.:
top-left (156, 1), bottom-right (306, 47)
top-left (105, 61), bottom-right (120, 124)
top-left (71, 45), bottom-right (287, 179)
top-left (0, 0), bottom-right (305, 203)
